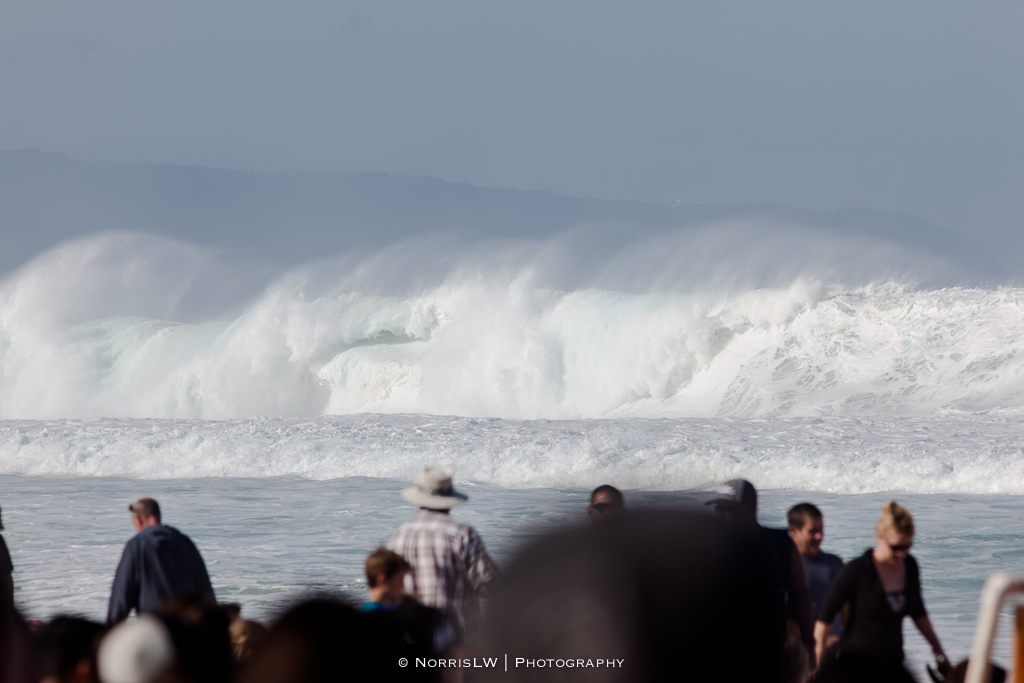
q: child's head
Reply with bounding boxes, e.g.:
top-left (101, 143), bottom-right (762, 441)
top-left (365, 547), bottom-right (411, 602)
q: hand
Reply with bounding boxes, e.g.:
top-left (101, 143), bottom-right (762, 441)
top-left (934, 652), bottom-right (951, 676)
top-left (925, 654), bottom-right (951, 683)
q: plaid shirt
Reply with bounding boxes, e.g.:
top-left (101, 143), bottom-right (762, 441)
top-left (388, 510), bottom-right (498, 642)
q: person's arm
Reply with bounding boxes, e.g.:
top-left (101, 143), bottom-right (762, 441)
top-left (907, 557), bottom-right (945, 661)
top-left (814, 620), bottom-right (832, 670)
top-left (913, 616), bottom-right (946, 659)
top-left (107, 543), bottom-right (140, 624)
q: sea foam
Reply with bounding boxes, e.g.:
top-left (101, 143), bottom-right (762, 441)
top-left (2, 413), bottom-right (1024, 493)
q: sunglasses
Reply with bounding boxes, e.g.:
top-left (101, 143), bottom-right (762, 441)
top-left (591, 503), bottom-right (617, 513)
top-left (886, 540), bottom-right (913, 552)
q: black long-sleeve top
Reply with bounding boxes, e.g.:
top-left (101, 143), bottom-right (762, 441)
top-left (819, 549), bottom-right (927, 662)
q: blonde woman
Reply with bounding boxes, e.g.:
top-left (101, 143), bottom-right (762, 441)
top-left (813, 502), bottom-right (947, 671)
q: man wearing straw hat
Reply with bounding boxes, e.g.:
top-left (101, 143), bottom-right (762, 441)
top-left (388, 466), bottom-right (498, 646)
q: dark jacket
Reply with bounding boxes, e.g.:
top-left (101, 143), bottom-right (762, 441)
top-left (0, 535), bottom-right (11, 575)
top-left (107, 524), bottom-right (214, 624)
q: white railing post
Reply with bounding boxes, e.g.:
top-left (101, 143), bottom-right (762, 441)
top-left (965, 573), bottom-right (1024, 683)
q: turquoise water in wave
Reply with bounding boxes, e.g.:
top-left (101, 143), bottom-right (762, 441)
top-left (1, 475), bottom-right (1022, 679)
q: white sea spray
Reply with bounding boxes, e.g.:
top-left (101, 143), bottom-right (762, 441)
top-left (1, 414), bottom-right (1024, 493)
top-left (0, 235), bottom-right (1021, 420)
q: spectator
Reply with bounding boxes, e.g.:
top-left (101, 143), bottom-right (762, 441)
top-left (0, 505), bottom-right (11, 606)
top-left (0, 506), bottom-right (12, 606)
top-left (34, 616), bottom-right (106, 683)
top-left (107, 498), bottom-right (215, 624)
top-left (479, 508), bottom-right (785, 683)
top-left (228, 619), bottom-right (266, 664)
top-left (815, 501), bottom-right (947, 674)
top-left (363, 547), bottom-right (446, 680)
top-left (362, 547), bottom-right (411, 613)
top-left (707, 479), bottom-right (816, 666)
top-left (388, 467), bottom-right (498, 646)
top-left (814, 654), bottom-right (918, 683)
top-left (586, 485), bottom-right (625, 523)
top-left (96, 616), bottom-right (175, 683)
top-left (235, 598), bottom-right (395, 683)
top-left (1, 595), bottom-right (35, 683)
top-left (157, 599), bottom-right (235, 683)
top-left (788, 503), bottom-right (843, 633)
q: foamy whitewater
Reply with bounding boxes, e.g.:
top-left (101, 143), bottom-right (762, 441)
top-left (2, 230), bottom-right (1023, 674)
top-left (1, 232), bottom-right (1023, 423)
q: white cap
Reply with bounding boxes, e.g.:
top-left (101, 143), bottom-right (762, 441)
top-left (97, 615), bottom-right (175, 683)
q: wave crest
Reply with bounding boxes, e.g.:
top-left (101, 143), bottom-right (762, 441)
top-left (0, 232), bottom-right (1018, 419)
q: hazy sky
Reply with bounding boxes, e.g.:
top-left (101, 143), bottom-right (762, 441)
top-left (1, 1), bottom-right (1022, 263)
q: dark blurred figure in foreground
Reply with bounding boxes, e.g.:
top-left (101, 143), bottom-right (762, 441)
top-left (229, 618), bottom-right (267, 664)
top-left (814, 654), bottom-right (919, 683)
top-left (586, 485), bottom-right (625, 524)
top-left (929, 659), bottom-right (1005, 683)
top-left (34, 616), bottom-right (106, 683)
top-left (479, 508), bottom-right (785, 683)
top-left (0, 506), bottom-right (14, 605)
top-left (158, 600), bottom-right (234, 683)
top-left (1, 595), bottom-right (36, 683)
top-left (219, 603), bottom-right (267, 663)
top-left (96, 600), bottom-right (235, 683)
top-left (108, 498), bottom-right (215, 624)
top-left (788, 503), bottom-right (844, 638)
top-left (389, 467), bottom-right (498, 647)
top-left (707, 480), bottom-right (816, 664)
top-left (236, 598), bottom-right (402, 683)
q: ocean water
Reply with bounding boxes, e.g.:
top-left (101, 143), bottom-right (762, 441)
top-left (2, 232), bottom-right (1024, 678)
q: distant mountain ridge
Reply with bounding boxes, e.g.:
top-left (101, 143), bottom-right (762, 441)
top-left (0, 149), bottom-right (1004, 281)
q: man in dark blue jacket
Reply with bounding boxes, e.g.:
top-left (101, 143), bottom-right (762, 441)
top-left (107, 498), bottom-right (215, 624)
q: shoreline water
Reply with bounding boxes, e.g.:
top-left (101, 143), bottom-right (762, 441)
top-left (1, 474), bottom-right (1020, 679)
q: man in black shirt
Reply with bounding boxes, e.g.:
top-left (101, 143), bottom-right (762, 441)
top-left (708, 479), bottom-right (816, 666)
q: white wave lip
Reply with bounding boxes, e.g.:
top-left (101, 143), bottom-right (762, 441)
top-left (2, 414), bottom-right (1024, 494)
top-left (0, 232), bottom-right (1021, 420)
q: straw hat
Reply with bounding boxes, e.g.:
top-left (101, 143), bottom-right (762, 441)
top-left (402, 466), bottom-right (469, 509)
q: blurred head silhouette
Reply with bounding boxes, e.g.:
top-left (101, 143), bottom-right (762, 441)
top-left (34, 616), bottom-right (106, 683)
top-left (480, 508), bottom-right (785, 682)
top-left (236, 598), bottom-right (398, 683)
top-left (706, 479), bottom-right (759, 528)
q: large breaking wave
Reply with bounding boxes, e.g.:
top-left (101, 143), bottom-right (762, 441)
top-left (0, 230), bottom-right (1019, 420)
